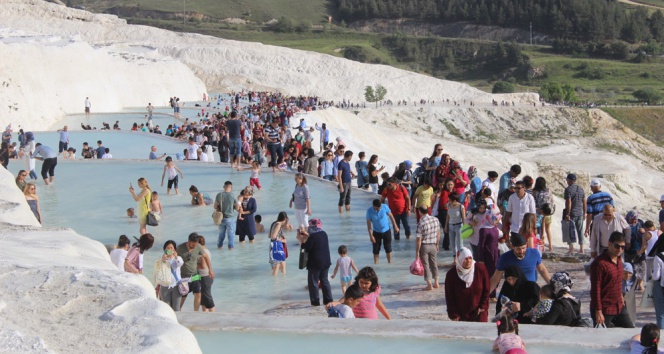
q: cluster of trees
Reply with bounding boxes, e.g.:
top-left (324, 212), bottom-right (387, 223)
top-left (334, 0), bottom-right (664, 43)
top-left (372, 35), bottom-right (531, 80)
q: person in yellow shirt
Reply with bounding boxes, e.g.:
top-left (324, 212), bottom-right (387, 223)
top-left (412, 179), bottom-right (435, 222)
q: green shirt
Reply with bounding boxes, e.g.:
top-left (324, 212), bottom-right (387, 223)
top-left (215, 191), bottom-right (237, 218)
top-left (176, 243), bottom-right (204, 278)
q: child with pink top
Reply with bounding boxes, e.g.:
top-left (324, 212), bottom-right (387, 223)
top-left (493, 313), bottom-right (526, 354)
top-left (351, 267), bottom-right (391, 319)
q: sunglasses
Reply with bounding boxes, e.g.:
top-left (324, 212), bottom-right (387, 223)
top-left (612, 243), bottom-right (626, 250)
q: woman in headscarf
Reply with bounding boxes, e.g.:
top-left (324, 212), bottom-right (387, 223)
top-left (21, 131), bottom-right (37, 179)
top-left (236, 187), bottom-right (257, 244)
top-left (474, 199), bottom-right (502, 300)
top-left (536, 272), bottom-right (582, 326)
top-left (433, 153), bottom-right (451, 187)
top-left (297, 218), bottom-right (333, 306)
top-left (495, 265), bottom-right (540, 323)
top-left (444, 247), bottom-right (490, 322)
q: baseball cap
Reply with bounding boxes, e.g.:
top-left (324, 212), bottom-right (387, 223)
top-left (590, 179), bottom-right (601, 187)
top-left (566, 173), bottom-right (577, 181)
top-left (660, 194), bottom-right (664, 202)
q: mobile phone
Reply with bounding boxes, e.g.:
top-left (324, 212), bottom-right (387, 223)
top-left (165, 250), bottom-right (172, 255)
top-left (130, 182), bottom-right (133, 188)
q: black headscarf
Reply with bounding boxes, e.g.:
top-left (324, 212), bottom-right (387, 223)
top-left (496, 265), bottom-right (540, 323)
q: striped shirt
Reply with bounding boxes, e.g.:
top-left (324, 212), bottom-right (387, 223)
top-left (264, 124), bottom-right (280, 144)
top-left (586, 191), bottom-right (614, 216)
top-left (416, 214), bottom-right (440, 244)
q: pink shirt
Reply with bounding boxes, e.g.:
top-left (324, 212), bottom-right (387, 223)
top-left (352, 285), bottom-right (381, 319)
top-left (494, 333), bottom-right (525, 354)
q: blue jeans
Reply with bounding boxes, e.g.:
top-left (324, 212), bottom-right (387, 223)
top-left (218, 218), bottom-right (236, 248)
top-left (393, 211), bottom-right (411, 240)
top-left (267, 143), bottom-right (284, 167)
top-left (654, 282), bottom-right (664, 329)
top-left (449, 222), bottom-right (462, 254)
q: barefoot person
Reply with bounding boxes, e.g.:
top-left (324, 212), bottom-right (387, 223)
top-left (129, 177), bottom-right (152, 235)
top-left (415, 206), bottom-right (440, 290)
top-left (366, 199), bottom-right (399, 264)
top-left (32, 143), bottom-right (57, 185)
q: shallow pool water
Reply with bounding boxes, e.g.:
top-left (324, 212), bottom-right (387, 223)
top-left (20, 131), bottom-right (188, 159)
top-left (193, 330), bottom-right (619, 354)
top-left (7, 139), bottom-right (451, 314)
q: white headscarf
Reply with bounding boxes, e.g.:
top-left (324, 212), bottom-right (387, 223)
top-left (456, 247), bottom-right (475, 288)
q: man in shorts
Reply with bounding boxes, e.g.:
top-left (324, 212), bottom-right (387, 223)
top-left (366, 199), bottom-right (399, 264)
top-left (177, 233), bottom-right (213, 311)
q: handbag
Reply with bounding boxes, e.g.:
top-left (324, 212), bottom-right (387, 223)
top-left (171, 267), bottom-right (189, 296)
top-left (147, 212), bottom-right (159, 226)
top-left (212, 210), bottom-right (223, 225)
top-left (298, 247), bottom-right (308, 270)
top-left (410, 257), bottom-right (424, 276)
top-left (154, 259), bottom-right (172, 286)
top-left (145, 196), bottom-right (159, 226)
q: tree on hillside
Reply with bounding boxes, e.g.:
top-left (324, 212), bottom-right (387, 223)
top-left (365, 85), bottom-right (387, 108)
top-left (492, 81), bottom-right (515, 94)
top-left (539, 83), bottom-right (577, 103)
top-left (633, 89), bottom-right (663, 105)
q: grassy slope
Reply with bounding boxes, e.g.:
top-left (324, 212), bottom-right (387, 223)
top-left (601, 107), bottom-right (664, 146)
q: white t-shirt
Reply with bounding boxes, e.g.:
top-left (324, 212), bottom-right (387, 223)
top-left (507, 193), bottom-right (536, 233)
top-left (187, 144), bottom-right (199, 160)
top-left (335, 304), bottom-right (355, 318)
top-left (482, 178), bottom-right (497, 201)
top-left (110, 248), bottom-right (128, 271)
top-left (101, 153), bottom-right (112, 159)
top-left (199, 152), bottom-right (209, 162)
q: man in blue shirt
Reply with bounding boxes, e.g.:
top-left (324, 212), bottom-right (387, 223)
top-left (585, 179), bottom-right (614, 237)
top-left (57, 126), bottom-right (69, 154)
top-left (337, 150), bottom-right (355, 213)
top-left (498, 164), bottom-right (521, 197)
top-left (366, 199), bottom-right (399, 264)
top-left (489, 234), bottom-right (551, 293)
top-left (33, 143), bottom-right (58, 185)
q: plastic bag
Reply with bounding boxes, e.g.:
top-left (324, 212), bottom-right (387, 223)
top-left (410, 258), bottom-right (424, 276)
top-left (153, 260), bottom-right (172, 286)
top-left (640, 280), bottom-right (655, 309)
top-left (498, 242), bottom-right (510, 255)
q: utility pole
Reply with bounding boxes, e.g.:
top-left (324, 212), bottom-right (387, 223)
top-left (530, 22), bottom-right (533, 45)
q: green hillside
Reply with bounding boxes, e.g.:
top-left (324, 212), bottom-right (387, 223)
top-left (69, 0), bottom-right (331, 23)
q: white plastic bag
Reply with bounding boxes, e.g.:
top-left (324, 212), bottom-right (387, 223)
top-left (640, 280), bottom-right (655, 309)
top-left (498, 242), bottom-right (510, 255)
top-left (153, 260), bottom-right (172, 286)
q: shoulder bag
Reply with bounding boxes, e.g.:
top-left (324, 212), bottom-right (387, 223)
top-left (212, 198), bottom-right (223, 225)
top-left (145, 195), bottom-right (159, 226)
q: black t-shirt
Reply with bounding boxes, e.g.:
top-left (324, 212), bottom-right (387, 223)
top-left (226, 119), bottom-right (241, 139)
top-left (368, 164), bottom-right (378, 184)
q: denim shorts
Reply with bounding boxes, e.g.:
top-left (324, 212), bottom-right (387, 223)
top-left (229, 138), bottom-right (242, 157)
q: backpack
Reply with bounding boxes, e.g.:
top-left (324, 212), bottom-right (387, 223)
top-left (536, 189), bottom-right (556, 216)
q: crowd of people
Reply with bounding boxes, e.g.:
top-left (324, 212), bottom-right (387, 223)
top-left (5, 91), bottom-right (664, 353)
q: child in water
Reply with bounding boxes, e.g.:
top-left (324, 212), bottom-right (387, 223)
top-left (151, 191), bottom-right (163, 218)
top-left (331, 245), bottom-right (360, 293)
top-left (126, 208), bottom-right (137, 218)
top-left (630, 323), bottom-right (662, 354)
top-left (248, 160), bottom-right (261, 190)
top-left (161, 156), bottom-right (184, 195)
top-left (254, 214), bottom-right (265, 233)
top-left (327, 283), bottom-right (364, 319)
top-left (328, 267), bottom-right (391, 320)
top-left (493, 313), bottom-right (526, 354)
